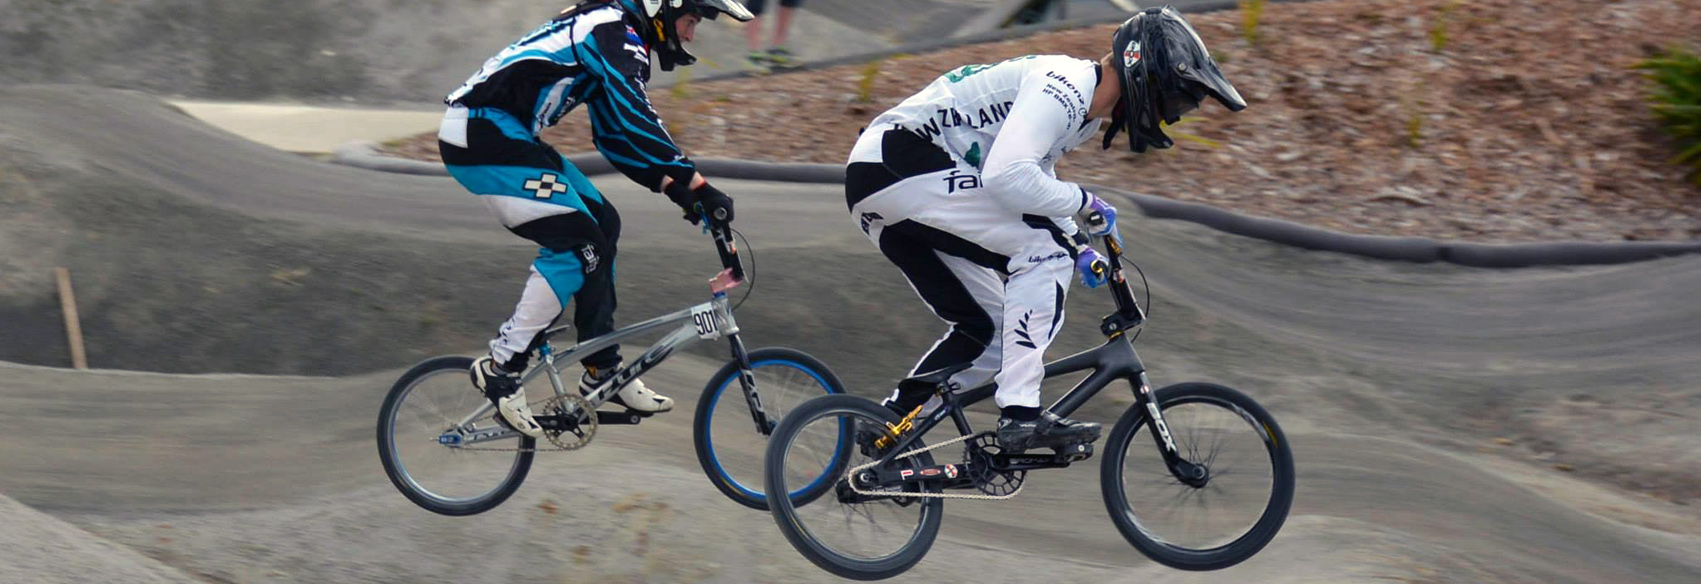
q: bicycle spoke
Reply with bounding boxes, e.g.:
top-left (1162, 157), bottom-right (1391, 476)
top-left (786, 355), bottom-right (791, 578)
top-left (1118, 398), bottom-right (1277, 552)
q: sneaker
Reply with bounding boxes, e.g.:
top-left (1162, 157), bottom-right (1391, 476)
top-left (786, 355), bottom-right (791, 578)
top-left (470, 356), bottom-right (543, 439)
top-left (996, 412), bottom-right (1101, 453)
top-left (765, 46), bottom-right (799, 68)
top-left (579, 367), bottom-right (674, 413)
top-left (745, 51), bottom-right (772, 72)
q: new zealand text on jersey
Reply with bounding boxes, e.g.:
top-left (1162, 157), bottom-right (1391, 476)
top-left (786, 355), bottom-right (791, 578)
top-left (911, 101), bottom-right (1016, 140)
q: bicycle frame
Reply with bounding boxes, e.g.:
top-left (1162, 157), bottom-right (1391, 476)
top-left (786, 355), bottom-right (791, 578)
top-left (871, 235), bottom-right (1194, 478)
top-left (452, 221), bottom-right (771, 446)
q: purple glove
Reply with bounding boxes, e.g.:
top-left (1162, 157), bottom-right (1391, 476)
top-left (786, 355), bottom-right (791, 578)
top-left (1083, 194), bottom-right (1120, 242)
top-left (1077, 248), bottom-right (1109, 289)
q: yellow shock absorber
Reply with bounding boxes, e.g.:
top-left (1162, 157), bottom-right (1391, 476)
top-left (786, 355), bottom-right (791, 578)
top-left (875, 405), bottom-right (925, 450)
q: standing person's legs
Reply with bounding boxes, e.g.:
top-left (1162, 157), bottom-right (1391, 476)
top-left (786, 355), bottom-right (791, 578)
top-left (773, 1), bottom-right (801, 49)
top-left (745, 0), bottom-right (768, 60)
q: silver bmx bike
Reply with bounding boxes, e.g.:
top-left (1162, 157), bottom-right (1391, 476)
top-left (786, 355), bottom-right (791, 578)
top-left (377, 216), bottom-right (849, 515)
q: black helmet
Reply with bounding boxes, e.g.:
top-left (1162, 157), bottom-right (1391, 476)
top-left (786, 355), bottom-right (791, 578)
top-left (624, 0), bottom-right (754, 71)
top-left (1102, 6), bottom-right (1246, 152)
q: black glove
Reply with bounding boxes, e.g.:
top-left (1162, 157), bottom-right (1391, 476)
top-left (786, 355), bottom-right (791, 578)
top-left (695, 182), bottom-right (734, 225)
top-left (666, 179), bottom-right (734, 225)
top-left (663, 176), bottom-right (701, 218)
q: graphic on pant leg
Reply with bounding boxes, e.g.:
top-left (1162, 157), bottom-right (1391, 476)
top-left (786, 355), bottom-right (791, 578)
top-left (859, 212), bottom-right (884, 235)
top-left (525, 173), bottom-right (570, 199)
top-left (1013, 311), bottom-right (1037, 349)
top-left (578, 243), bottom-right (600, 273)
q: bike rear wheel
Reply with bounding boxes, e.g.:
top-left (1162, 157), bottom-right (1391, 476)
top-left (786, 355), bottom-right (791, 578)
top-left (1101, 382), bottom-right (1294, 570)
top-left (377, 355), bottom-right (535, 516)
top-left (765, 394), bottom-right (944, 581)
top-left (694, 347), bottom-right (848, 510)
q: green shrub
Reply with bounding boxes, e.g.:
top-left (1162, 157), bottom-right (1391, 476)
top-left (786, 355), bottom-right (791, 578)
top-left (1637, 46), bottom-right (1701, 185)
top-left (1429, 0), bottom-right (1466, 53)
top-left (670, 68), bottom-right (693, 99)
top-left (1239, 0), bottom-right (1268, 45)
top-left (856, 60), bottom-right (882, 104)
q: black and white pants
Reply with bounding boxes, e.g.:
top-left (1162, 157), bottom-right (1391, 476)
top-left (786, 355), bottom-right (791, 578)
top-left (847, 127), bottom-right (1079, 410)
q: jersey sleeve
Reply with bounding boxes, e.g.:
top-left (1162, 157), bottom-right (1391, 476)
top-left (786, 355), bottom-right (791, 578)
top-left (979, 66), bottom-right (1095, 217)
top-left (578, 19), bottom-right (696, 191)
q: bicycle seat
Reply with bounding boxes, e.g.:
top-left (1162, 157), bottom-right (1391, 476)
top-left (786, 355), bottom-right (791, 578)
top-left (901, 363), bottom-right (975, 391)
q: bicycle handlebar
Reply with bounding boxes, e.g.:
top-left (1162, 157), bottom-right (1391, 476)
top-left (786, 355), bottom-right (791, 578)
top-left (1091, 233), bottom-right (1145, 337)
top-left (703, 213), bottom-right (745, 286)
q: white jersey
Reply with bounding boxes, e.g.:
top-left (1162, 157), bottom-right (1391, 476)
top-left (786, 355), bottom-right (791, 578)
top-left (857, 54), bottom-right (1105, 218)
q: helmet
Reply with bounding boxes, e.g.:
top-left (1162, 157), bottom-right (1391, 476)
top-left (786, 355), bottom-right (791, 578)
top-left (1102, 6), bottom-right (1246, 153)
top-left (626, 0), bottom-right (755, 71)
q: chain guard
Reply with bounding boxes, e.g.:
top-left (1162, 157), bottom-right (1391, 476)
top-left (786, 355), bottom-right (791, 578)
top-left (964, 433), bottom-right (1025, 497)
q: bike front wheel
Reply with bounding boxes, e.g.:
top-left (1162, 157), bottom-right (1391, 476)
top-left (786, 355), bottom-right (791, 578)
top-left (765, 394), bottom-right (944, 581)
top-left (1101, 382), bottom-right (1295, 570)
top-left (377, 355), bottom-right (535, 516)
top-left (695, 347), bottom-right (848, 510)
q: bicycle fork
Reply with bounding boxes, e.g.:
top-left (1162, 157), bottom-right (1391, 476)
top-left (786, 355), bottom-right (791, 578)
top-left (1136, 372), bottom-right (1209, 487)
top-left (715, 296), bottom-right (773, 436)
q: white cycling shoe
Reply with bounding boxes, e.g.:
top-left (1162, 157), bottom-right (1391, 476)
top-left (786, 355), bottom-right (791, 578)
top-left (471, 356), bottom-right (544, 439)
top-left (579, 368), bottom-right (674, 413)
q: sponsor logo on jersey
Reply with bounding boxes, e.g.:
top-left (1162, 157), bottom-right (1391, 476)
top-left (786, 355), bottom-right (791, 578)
top-left (912, 101), bottom-right (1014, 140)
top-left (943, 170), bottom-right (981, 194)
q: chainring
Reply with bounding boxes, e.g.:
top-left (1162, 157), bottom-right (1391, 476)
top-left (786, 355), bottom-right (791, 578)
top-left (536, 393), bottom-right (597, 450)
top-left (964, 433), bottom-right (1025, 496)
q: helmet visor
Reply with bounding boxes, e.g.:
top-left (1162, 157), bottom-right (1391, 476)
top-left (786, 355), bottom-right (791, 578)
top-left (1161, 7), bottom-right (1245, 111)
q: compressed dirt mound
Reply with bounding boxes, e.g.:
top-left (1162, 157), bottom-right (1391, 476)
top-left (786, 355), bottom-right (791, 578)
top-left (0, 493), bottom-right (199, 584)
top-left (3, 84), bottom-right (1700, 502)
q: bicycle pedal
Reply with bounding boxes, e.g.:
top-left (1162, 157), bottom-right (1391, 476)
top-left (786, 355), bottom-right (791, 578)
top-left (1053, 442), bottom-right (1094, 463)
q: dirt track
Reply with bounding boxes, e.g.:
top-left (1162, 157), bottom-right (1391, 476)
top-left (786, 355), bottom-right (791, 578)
top-left (1, 85), bottom-right (1699, 583)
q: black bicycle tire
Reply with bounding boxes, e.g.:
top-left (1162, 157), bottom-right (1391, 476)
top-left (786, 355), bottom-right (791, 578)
top-left (376, 355), bottom-right (536, 516)
top-left (765, 394), bottom-right (945, 580)
top-left (693, 347), bottom-right (850, 510)
top-left (1100, 382), bottom-right (1295, 570)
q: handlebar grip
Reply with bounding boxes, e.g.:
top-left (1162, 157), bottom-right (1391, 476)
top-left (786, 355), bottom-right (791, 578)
top-left (1083, 210), bottom-right (1107, 231)
top-left (712, 207), bottom-right (729, 221)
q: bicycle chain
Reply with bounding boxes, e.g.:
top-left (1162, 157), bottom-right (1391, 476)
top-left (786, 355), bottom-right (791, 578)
top-left (844, 432), bottom-right (1025, 501)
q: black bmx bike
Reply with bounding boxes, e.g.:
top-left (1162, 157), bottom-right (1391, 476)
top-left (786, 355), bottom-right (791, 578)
top-left (763, 233), bottom-right (1296, 580)
top-left (377, 215), bottom-right (849, 515)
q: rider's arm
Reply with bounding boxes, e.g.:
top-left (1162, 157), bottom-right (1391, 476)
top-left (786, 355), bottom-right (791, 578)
top-left (579, 19), bottom-right (697, 192)
top-left (980, 67), bottom-right (1095, 217)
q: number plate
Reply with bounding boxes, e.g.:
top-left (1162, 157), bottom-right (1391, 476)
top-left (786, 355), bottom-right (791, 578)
top-left (691, 304), bottom-right (720, 339)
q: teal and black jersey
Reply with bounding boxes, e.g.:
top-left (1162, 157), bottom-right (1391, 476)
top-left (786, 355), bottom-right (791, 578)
top-left (446, 1), bottom-right (694, 190)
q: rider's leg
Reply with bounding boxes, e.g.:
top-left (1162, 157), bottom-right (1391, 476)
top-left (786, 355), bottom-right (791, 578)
top-left (847, 128), bottom-right (1100, 450)
top-left (441, 111), bottom-right (610, 436)
top-left (561, 181), bottom-right (672, 413)
top-left (848, 127), bottom-right (1002, 418)
top-left (873, 222), bottom-right (1002, 416)
top-left (983, 225), bottom-right (1102, 451)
